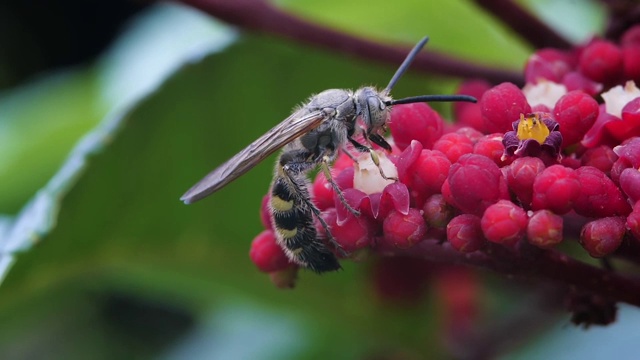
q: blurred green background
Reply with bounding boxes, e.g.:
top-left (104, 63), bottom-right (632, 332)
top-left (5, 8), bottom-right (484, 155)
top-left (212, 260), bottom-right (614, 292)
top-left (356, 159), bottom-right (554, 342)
top-left (4, 0), bottom-right (637, 359)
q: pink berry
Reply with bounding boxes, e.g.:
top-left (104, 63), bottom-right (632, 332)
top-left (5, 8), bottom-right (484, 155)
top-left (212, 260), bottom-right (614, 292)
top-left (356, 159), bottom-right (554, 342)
top-left (573, 166), bottom-right (631, 218)
top-left (382, 208), bottom-right (428, 249)
top-left (622, 46), bottom-right (640, 83)
top-left (619, 168), bottom-right (640, 204)
top-left (456, 127), bottom-right (485, 143)
top-left (527, 210), bottom-right (563, 248)
top-left (410, 149), bottom-right (452, 199)
top-left (621, 25), bottom-right (640, 47)
top-left (447, 214), bottom-right (485, 252)
top-left (454, 80), bottom-right (492, 132)
top-left (578, 40), bottom-right (623, 84)
top-left (481, 200), bottom-right (528, 247)
top-left (562, 71), bottom-right (603, 97)
top-left (433, 133), bottom-right (474, 164)
top-left (389, 103), bottom-right (444, 150)
top-left (473, 133), bottom-right (507, 166)
top-left (628, 202), bottom-right (640, 241)
top-left (323, 208), bottom-right (374, 252)
top-left (445, 154), bottom-right (509, 216)
top-left (250, 230), bottom-right (292, 272)
top-left (613, 137), bottom-right (640, 168)
top-left (269, 267), bottom-right (299, 289)
top-left (423, 194), bottom-right (455, 229)
top-left (532, 165), bottom-right (580, 214)
top-left (553, 91), bottom-right (599, 148)
top-left (481, 82), bottom-right (532, 133)
top-left (312, 172), bottom-right (334, 211)
top-left (581, 145), bottom-right (618, 175)
top-left (505, 156), bottom-right (546, 208)
top-left (525, 48), bottom-right (574, 83)
top-left (260, 194), bottom-right (273, 230)
top-left (580, 217), bottom-right (626, 257)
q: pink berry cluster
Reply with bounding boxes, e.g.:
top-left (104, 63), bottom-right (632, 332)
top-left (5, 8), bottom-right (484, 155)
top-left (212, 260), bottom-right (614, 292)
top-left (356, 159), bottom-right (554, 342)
top-left (249, 26), bottom-right (640, 291)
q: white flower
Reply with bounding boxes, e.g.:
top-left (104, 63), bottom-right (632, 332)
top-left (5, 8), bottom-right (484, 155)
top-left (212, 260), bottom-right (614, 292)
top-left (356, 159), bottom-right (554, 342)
top-left (522, 80), bottom-right (567, 109)
top-left (353, 151), bottom-right (397, 195)
top-left (603, 81), bottom-right (640, 118)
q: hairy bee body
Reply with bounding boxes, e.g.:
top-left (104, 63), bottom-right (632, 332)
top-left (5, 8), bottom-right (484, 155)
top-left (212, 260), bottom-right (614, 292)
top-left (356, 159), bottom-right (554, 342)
top-left (269, 89), bottom-right (359, 272)
top-left (270, 163), bottom-right (340, 272)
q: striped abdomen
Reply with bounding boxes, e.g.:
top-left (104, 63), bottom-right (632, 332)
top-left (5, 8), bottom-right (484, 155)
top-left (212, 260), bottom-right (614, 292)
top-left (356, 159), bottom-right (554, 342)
top-left (270, 175), bottom-right (340, 273)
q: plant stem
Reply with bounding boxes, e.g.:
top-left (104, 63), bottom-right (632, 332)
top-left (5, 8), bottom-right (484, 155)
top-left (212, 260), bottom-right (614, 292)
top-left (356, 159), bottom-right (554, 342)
top-left (179, 0), bottom-right (524, 85)
top-left (472, 0), bottom-right (573, 49)
top-left (378, 240), bottom-right (640, 307)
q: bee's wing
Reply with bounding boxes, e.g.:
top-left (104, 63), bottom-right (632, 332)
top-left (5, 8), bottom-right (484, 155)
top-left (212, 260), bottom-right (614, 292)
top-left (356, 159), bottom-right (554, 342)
top-left (181, 109), bottom-right (327, 204)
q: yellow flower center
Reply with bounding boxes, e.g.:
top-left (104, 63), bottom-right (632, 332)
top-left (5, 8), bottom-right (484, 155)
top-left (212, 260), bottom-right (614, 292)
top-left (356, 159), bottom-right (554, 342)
top-left (517, 113), bottom-right (550, 143)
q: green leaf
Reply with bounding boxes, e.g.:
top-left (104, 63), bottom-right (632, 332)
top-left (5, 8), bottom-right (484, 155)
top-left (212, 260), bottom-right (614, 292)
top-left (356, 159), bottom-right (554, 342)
top-left (0, 2), bottom-right (534, 358)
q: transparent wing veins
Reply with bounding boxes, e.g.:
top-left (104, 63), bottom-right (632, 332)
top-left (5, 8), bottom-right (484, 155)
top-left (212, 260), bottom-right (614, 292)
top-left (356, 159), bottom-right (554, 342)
top-left (180, 109), bottom-right (327, 204)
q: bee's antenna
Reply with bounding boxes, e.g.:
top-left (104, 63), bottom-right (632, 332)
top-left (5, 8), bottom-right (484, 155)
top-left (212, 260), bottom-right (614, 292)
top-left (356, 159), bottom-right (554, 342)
top-left (384, 36), bottom-right (430, 94)
top-left (386, 94), bottom-right (477, 106)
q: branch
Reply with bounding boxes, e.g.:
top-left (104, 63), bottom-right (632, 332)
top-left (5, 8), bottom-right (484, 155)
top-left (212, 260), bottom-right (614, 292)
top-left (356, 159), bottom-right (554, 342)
top-left (378, 240), bottom-right (640, 307)
top-left (472, 0), bottom-right (573, 49)
top-left (179, 0), bottom-right (524, 85)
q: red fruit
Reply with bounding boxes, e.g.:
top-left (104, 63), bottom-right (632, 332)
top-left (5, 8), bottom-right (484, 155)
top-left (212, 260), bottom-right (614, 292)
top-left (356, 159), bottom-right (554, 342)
top-left (481, 200), bottom-right (528, 247)
top-left (447, 214), bottom-right (485, 252)
top-left (527, 210), bottom-right (563, 248)
top-left (473, 133), bottom-right (507, 166)
top-left (581, 104), bottom-right (621, 148)
top-left (525, 48), bottom-right (574, 83)
top-left (505, 156), bottom-right (546, 207)
top-left (578, 40), bottom-right (623, 84)
top-left (581, 145), bottom-right (618, 175)
top-left (621, 25), bottom-right (640, 47)
top-left (622, 46), bottom-right (640, 83)
top-left (260, 194), bottom-right (273, 230)
top-left (532, 165), bottom-right (580, 214)
top-left (410, 149), bottom-right (452, 199)
top-left (433, 133), bottom-right (474, 164)
top-left (481, 82), bottom-right (532, 133)
top-left (382, 208), bottom-right (428, 249)
top-left (454, 80), bottom-right (492, 133)
top-left (562, 71), bottom-right (603, 97)
top-left (445, 154), bottom-right (510, 216)
top-left (573, 166), bottom-right (631, 218)
top-left (580, 217), bottom-right (626, 257)
top-left (323, 208), bottom-right (374, 252)
top-left (423, 194), bottom-right (455, 229)
top-left (389, 103), bottom-right (444, 150)
top-left (456, 127), bottom-right (485, 143)
top-left (616, 98), bottom-right (640, 140)
top-left (628, 202), bottom-right (640, 241)
top-left (332, 152), bottom-right (354, 172)
top-left (613, 137), bottom-right (640, 168)
top-left (250, 230), bottom-right (292, 272)
top-left (312, 172), bottom-right (334, 211)
top-left (619, 168), bottom-right (640, 204)
top-left (553, 91), bottom-right (599, 147)
top-left (269, 267), bottom-right (299, 289)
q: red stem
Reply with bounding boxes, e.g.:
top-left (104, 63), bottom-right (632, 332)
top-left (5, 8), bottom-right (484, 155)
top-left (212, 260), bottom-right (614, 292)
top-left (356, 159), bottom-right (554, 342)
top-left (179, 0), bottom-right (524, 85)
top-left (472, 0), bottom-right (573, 49)
top-left (378, 240), bottom-right (640, 308)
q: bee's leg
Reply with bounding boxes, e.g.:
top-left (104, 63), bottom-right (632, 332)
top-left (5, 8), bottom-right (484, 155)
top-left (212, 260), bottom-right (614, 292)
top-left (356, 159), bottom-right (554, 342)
top-left (282, 159), bottom-right (347, 257)
top-left (349, 135), bottom-right (399, 182)
top-left (320, 156), bottom-right (360, 217)
top-left (341, 147), bottom-right (358, 162)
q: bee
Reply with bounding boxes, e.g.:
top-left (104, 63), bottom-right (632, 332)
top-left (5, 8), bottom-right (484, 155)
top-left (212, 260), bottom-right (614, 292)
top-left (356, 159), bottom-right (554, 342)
top-left (181, 36), bottom-right (477, 273)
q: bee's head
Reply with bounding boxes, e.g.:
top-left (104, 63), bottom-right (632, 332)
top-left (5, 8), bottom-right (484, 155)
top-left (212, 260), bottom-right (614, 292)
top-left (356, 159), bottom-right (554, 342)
top-left (354, 87), bottom-right (392, 140)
